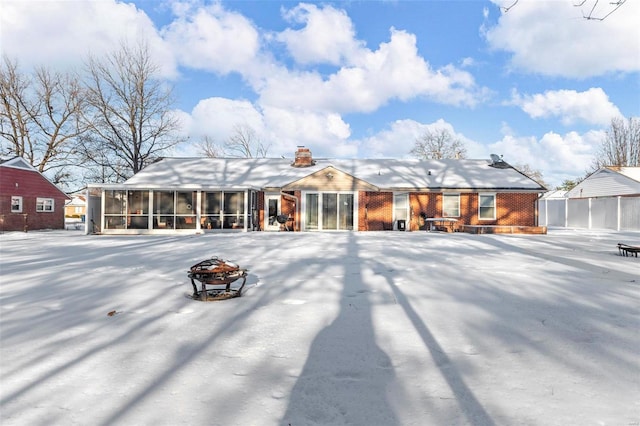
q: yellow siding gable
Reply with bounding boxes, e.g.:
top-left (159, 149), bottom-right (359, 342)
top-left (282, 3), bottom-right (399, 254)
top-left (283, 166), bottom-right (378, 192)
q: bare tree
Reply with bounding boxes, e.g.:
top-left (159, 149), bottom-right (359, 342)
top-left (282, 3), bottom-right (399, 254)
top-left (195, 135), bottom-right (224, 158)
top-left (575, 0), bottom-right (627, 21)
top-left (500, 0), bottom-right (627, 20)
top-left (80, 40), bottom-right (184, 183)
top-left (224, 124), bottom-right (269, 158)
top-left (592, 116), bottom-right (639, 169)
top-left (410, 128), bottom-right (467, 160)
top-left (513, 163), bottom-right (548, 188)
top-left (0, 56), bottom-right (87, 185)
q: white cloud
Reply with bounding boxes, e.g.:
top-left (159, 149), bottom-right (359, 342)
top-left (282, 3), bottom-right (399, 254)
top-left (358, 119), bottom-right (482, 159)
top-left (162, 3), bottom-right (488, 113)
top-left (484, 0), bottom-right (640, 77)
top-left (179, 97), bottom-right (356, 158)
top-left (0, 0), bottom-right (175, 77)
top-left (258, 107), bottom-right (357, 158)
top-left (2, 1), bottom-right (488, 145)
top-left (260, 27), bottom-right (485, 114)
top-left (277, 3), bottom-right (363, 65)
top-left (487, 129), bottom-right (603, 185)
top-left (187, 97), bottom-right (265, 140)
top-left (357, 119), bottom-right (423, 159)
top-left (512, 88), bottom-right (622, 126)
top-left (354, 117), bottom-right (601, 185)
top-left (460, 57), bottom-right (476, 68)
top-left (162, 2), bottom-right (260, 74)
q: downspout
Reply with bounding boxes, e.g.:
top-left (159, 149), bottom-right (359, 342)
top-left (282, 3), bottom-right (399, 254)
top-left (281, 191), bottom-right (299, 231)
top-left (85, 187), bottom-right (91, 235)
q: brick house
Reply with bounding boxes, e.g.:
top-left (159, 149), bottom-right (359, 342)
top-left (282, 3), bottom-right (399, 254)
top-left (0, 157), bottom-right (69, 232)
top-left (86, 147), bottom-right (546, 234)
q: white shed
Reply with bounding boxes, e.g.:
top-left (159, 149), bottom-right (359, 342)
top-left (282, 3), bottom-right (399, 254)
top-left (566, 167), bottom-right (640, 198)
top-left (539, 167), bottom-right (640, 231)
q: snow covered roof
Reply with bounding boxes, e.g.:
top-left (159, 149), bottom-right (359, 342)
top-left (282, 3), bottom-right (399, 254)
top-left (540, 189), bottom-right (567, 199)
top-left (0, 156), bottom-right (38, 171)
top-left (65, 195), bottom-right (86, 207)
top-left (105, 157), bottom-right (545, 192)
top-left (567, 167), bottom-right (640, 198)
top-left (607, 166), bottom-right (640, 183)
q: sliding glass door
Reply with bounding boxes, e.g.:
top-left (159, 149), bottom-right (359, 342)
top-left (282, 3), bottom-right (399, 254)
top-left (305, 192), bottom-right (354, 231)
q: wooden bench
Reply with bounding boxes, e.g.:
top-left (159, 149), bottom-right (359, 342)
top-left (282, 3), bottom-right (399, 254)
top-left (617, 243), bottom-right (640, 257)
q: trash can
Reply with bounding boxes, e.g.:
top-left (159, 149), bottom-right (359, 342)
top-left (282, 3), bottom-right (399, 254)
top-left (397, 219), bottom-right (406, 231)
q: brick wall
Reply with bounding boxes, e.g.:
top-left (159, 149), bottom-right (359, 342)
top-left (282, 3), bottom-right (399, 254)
top-left (407, 192), bottom-right (539, 231)
top-left (498, 193), bottom-right (539, 226)
top-left (360, 192), bottom-right (393, 231)
top-left (460, 193), bottom-right (537, 227)
top-left (409, 194), bottom-right (438, 230)
top-left (261, 190), bottom-right (538, 232)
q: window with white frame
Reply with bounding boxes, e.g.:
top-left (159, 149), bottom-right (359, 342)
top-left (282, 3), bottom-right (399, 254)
top-left (36, 197), bottom-right (54, 212)
top-left (11, 196), bottom-right (22, 213)
top-left (442, 193), bottom-right (460, 217)
top-left (478, 193), bottom-right (496, 220)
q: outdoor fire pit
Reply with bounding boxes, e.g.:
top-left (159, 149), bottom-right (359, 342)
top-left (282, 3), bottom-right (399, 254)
top-left (188, 257), bottom-right (247, 301)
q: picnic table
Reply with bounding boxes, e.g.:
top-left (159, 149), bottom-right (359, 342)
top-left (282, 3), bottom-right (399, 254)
top-left (424, 217), bottom-right (458, 232)
top-left (617, 243), bottom-right (640, 257)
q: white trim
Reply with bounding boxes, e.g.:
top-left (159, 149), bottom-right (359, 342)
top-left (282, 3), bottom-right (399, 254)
top-left (478, 192), bottom-right (496, 221)
top-left (442, 192), bottom-right (461, 217)
top-left (36, 197), bottom-right (54, 212)
top-left (11, 196), bottom-right (23, 213)
top-left (264, 193), bottom-right (281, 231)
top-left (393, 192), bottom-right (409, 231)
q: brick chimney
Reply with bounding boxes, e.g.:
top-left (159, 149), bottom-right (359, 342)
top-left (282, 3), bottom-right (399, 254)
top-left (292, 146), bottom-right (315, 167)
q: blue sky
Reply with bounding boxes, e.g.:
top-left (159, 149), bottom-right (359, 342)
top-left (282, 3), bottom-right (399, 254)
top-left (2, 0), bottom-right (639, 187)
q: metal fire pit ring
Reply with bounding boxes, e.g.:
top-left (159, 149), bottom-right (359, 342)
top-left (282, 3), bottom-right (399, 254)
top-left (188, 257), bottom-right (247, 301)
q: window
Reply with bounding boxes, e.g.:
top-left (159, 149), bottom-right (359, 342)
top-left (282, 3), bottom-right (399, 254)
top-left (127, 190), bottom-right (149, 214)
top-left (479, 193), bottom-right (496, 220)
top-left (305, 193), bottom-right (319, 230)
top-left (104, 190), bottom-right (127, 229)
top-left (36, 198), bottom-right (54, 212)
top-left (222, 191), bottom-right (245, 229)
top-left (153, 191), bottom-right (175, 230)
top-left (443, 193), bottom-right (460, 217)
top-left (11, 196), bottom-right (22, 213)
top-left (176, 191), bottom-right (197, 229)
top-left (105, 190), bottom-right (127, 215)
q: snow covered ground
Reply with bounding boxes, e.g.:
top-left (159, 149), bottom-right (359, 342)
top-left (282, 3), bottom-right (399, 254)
top-left (1, 229), bottom-right (638, 426)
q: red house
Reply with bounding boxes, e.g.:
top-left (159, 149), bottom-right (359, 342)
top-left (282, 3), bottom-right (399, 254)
top-left (0, 157), bottom-right (69, 232)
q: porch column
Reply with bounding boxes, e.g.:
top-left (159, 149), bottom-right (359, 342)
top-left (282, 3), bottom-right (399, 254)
top-left (196, 191), bottom-right (202, 232)
top-left (617, 196), bottom-right (621, 231)
top-left (244, 190), bottom-right (249, 232)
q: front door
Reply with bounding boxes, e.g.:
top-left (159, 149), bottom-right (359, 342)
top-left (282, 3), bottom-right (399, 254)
top-left (394, 192), bottom-right (409, 230)
top-left (264, 195), bottom-right (280, 231)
